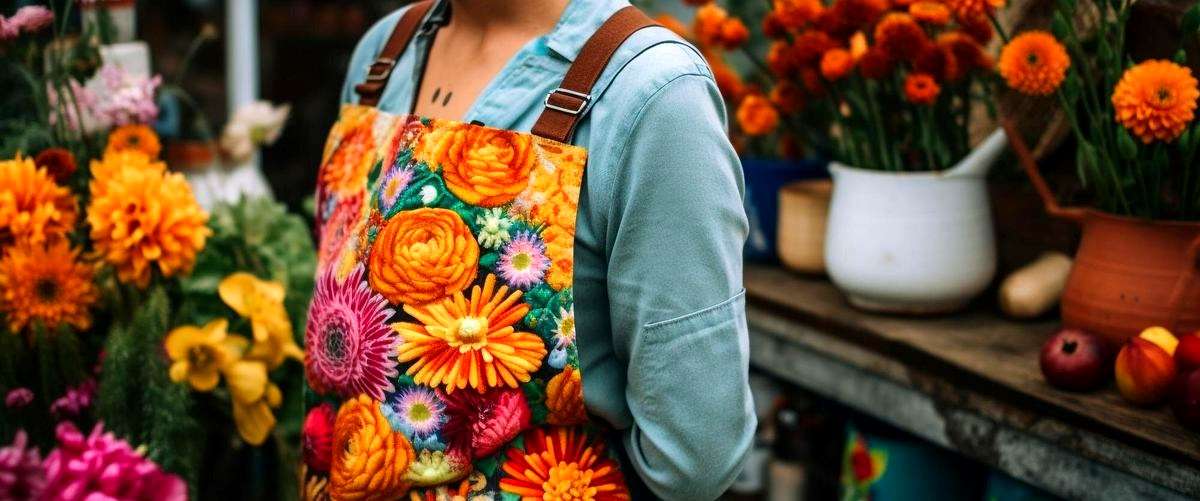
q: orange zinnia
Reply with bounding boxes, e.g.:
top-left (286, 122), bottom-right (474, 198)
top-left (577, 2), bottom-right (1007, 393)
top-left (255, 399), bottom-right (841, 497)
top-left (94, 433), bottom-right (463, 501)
top-left (736, 94), bottom-right (781, 136)
top-left (820, 48), bottom-right (855, 81)
top-left (500, 427), bottom-right (630, 501)
top-left (368, 208), bottom-right (479, 305)
top-left (416, 122), bottom-right (536, 207)
top-left (909, 1), bottom-right (951, 25)
top-left (1113, 60), bottom-right (1200, 143)
top-left (394, 273), bottom-right (547, 393)
top-left (874, 13), bottom-right (929, 61)
top-left (0, 240), bottom-right (97, 333)
top-left (330, 394), bottom-right (414, 500)
top-left (546, 366), bottom-right (587, 425)
top-left (105, 124), bottom-right (161, 159)
top-left (0, 156), bottom-right (76, 248)
top-left (904, 73), bottom-right (942, 104)
top-left (998, 31), bottom-right (1070, 96)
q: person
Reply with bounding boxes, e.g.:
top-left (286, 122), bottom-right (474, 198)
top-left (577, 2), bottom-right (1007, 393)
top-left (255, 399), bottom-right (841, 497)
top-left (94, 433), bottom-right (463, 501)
top-left (332, 0), bottom-right (754, 498)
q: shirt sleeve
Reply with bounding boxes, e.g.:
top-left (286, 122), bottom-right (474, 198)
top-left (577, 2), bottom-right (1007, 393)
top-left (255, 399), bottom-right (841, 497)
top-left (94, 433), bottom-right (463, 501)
top-left (606, 73), bottom-right (755, 501)
top-left (339, 8), bottom-right (407, 104)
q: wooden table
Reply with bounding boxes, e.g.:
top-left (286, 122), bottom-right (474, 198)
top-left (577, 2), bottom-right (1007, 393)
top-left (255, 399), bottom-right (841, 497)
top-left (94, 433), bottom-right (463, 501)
top-left (744, 264), bottom-right (1200, 500)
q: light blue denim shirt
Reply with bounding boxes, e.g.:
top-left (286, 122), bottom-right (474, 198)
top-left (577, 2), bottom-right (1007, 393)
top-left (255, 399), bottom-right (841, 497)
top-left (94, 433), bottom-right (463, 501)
top-left (339, 1), bottom-right (753, 498)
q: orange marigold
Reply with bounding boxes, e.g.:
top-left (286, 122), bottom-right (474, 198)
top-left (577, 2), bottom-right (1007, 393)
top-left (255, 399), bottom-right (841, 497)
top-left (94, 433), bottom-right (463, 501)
top-left (858, 47), bottom-right (895, 79)
top-left (770, 82), bottom-right (806, 114)
top-left (909, 1), bottom-right (951, 25)
top-left (762, 12), bottom-right (787, 39)
top-left (0, 241), bottom-right (96, 333)
top-left (394, 273), bottom-right (547, 393)
top-left (829, 0), bottom-right (890, 33)
top-left (0, 156), bottom-right (76, 248)
top-left (719, 18), bottom-right (750, 48)
top-left (330, 394), bottom-right (415, 501)
top-left (874, 13), bottom-right (929, 61)
top-left (942, 0), bottom-right (1004, 22)
top-left (914, 44), bottom-right (958, 82)
top-left (904, 73), bottom-right (942, 104)
top-left (500, 427), bottom-right (630, 501)
top-left (545, 366), bottom-right (587, 425)
top-left (959, 13), bottom-right (993, 43)
top-left (105, 124), bottom-right (161, 159)
top-left (368, 208), bottom-right (478, 305)
top-left (736, 94), bottom-right (780, 136)
top-left (998, 31), bottom-right (1069, 96)
top-left (416, 122), bottom-right (535, 207)
top-left (792, 31), bottom-right (839, 65)
top-left (820, 48), bottom-right (855, 81)
top-left (767, 41), bottom-right (800, 77)
top-left (938, 31), bottom-right (992, 76)
top-left (87, 152), bottom-right (210, 288)
top-left (1113, 60), bottom-right (1200, 143)
top-left (693, 3), bottom-right (729, 48)
top-left (773, 0), bottom-right (824, 29)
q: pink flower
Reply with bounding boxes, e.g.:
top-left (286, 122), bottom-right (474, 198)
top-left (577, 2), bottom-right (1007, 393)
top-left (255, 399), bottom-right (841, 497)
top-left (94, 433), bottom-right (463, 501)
top-left (439, 387), bottom-right (530, 459)
top-left (4, 387), bottom-right (33, 409)
top-left (92, 64), bottom-right (161, 126)
top-left (0, 16), bottom-right (20, 41)
top-left (304, 264), bottom-right (399, 400)
top-left (0, 431), bottom-right (45, 500)
top-left (47, 79), bottom-right (97, 132)
top-left (11, 6), bottom-right (54, 34)
top-left (497, 231), bottom-right (549, 289)
top-left (49, 378), bottom-right (97, 419)
top-left (41, 422), bottom-right (186, 501)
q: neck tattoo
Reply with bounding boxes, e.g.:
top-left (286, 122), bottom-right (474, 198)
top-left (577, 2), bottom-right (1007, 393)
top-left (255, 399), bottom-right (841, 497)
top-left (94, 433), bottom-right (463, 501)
top-left (430, 87), bottom-right (453, 107)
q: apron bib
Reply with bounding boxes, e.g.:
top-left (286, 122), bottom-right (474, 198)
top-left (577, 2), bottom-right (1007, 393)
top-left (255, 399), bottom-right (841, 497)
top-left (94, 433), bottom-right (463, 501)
top-left (301, 4), bottom-right (656, 500)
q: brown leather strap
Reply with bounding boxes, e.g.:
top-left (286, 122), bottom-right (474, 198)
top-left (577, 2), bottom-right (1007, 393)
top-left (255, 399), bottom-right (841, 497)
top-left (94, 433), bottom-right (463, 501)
top-left (531, 6), bottom-right (657, 143)
top-left (354, 1), bottom-right (435, 107)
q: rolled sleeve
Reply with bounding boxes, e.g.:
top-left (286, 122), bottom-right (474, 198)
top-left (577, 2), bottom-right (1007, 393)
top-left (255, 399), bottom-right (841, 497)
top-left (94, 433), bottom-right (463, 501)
top-left (605, 73), bottom-right (755, 500)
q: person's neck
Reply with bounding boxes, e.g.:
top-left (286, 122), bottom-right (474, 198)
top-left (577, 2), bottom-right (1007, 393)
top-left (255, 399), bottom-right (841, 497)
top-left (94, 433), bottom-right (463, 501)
top-left (445, 0), bottom-right (569, 37)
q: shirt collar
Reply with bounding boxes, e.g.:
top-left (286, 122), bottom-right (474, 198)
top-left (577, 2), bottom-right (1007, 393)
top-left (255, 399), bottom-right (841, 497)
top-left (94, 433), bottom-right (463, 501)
top-left (421, 0), bottom-right (630, 62)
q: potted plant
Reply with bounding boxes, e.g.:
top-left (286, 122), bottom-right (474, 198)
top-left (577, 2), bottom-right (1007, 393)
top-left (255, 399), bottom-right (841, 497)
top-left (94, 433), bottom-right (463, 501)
top-left (999, 1), bottom-right (1200, 346)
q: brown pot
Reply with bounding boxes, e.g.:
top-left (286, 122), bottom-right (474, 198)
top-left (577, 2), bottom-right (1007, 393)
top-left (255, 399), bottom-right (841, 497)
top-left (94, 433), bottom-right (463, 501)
top-left (1004, 118), bottom-right (1200, 347)
top-left (776, 179), bottom-right (832, 275)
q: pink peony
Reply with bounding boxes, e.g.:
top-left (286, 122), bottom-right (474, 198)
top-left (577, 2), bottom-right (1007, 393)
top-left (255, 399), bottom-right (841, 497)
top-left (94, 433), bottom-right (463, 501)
top-left (11, 6), bottom-right (54, 34)
top-left (4, 387), bottom-right (34, 409)
top-left (92, 64), bottom-right (161, 126)
top-left (439, 387), bottom-right (530, 459)
top-left (0, 431), bottom-right (45, 500)
top-left (49, 378), bottom-right (97, 419)
top-left (41, 422), bottom-right (186, 501)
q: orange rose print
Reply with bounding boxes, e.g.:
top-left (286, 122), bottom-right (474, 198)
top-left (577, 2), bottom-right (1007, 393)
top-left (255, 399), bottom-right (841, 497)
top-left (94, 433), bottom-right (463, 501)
top-left (545, 366), bottom-right (587, 425)
top-left (321, 106), bottom-right (378, 196)
top-left (330, 394), bottom-right (415, 500)
top-left (368, 208), bottom-right (479, 305)
top-left (416, 122), bottom-right (536, 207)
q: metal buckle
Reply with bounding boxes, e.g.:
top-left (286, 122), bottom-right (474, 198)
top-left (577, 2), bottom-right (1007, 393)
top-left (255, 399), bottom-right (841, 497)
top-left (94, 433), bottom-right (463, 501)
top-left (364, 58), bottom-right (396, 82)
top-left (544, 88), bottom-right (590, 115)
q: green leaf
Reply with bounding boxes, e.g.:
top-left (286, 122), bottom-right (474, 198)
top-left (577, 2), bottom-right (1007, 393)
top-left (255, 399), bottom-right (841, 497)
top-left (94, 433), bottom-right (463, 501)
top-left (1055, 0), bottom-right (1076, 13)
top-left (1051, 12), bottom-right (1071, 40)
top-left (1183, 4), bottom-right (1200, 35)
top-left (1117, 127), bottom-right (1138, 160)
top-left (1077, 141), bottom-right (1099, 188)
top-left (1176, 49), bottom-right (1189, 65)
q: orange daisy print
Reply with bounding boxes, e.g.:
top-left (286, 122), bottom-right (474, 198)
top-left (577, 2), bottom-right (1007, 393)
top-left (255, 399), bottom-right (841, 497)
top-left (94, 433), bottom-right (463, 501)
top-left (500, 427), bottom-right (630, 501)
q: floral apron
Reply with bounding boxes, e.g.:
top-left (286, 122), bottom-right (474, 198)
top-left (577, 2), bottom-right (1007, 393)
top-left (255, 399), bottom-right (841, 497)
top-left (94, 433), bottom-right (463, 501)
top-left (301, 4), bottom-right (656, 500)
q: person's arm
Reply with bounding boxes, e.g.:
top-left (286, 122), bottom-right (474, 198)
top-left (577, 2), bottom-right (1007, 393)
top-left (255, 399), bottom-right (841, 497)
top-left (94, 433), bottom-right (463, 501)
top-left (606, 71), bottom-right (755, 500)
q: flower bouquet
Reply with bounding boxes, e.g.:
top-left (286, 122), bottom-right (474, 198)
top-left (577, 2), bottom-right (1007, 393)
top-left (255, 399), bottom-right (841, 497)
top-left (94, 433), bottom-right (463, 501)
top-left (0, 3), bottom-right (315, 498)
top-left (998, 1), bottom-right (1200, 344)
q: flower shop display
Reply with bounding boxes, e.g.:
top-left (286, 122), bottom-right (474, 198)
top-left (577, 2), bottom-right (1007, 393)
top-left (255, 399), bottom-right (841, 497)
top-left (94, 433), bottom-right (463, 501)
top-left (0, 4), bottom-right (315, 499)
top-left (776, 178), bottom-right (831, 274)
top-left (1000, 2), bottom-right (1200, 345)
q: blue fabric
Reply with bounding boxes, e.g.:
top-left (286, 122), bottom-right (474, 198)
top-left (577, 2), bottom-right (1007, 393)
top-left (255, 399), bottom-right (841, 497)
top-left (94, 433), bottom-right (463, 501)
top-left (339, 1), bottom-right (754, 498)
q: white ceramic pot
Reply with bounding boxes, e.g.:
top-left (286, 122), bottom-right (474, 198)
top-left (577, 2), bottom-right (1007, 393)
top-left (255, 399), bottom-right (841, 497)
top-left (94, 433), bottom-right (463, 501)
top-left (824, 129), bottom-right (1007, 314)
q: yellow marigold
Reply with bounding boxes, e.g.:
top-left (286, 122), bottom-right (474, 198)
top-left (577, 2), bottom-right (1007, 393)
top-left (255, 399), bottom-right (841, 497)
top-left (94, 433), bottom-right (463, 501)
top-left (0, 241), bottom-right (96, 334)
top-left (904, 72), bottom-right (942, 105)
top-left (1113, 60), bottom-right (1200, 144)
top-left (0, 156), bottom-right (77, 248)
top-left (105, 124), bottom-right (162, 159)
top-left (393, 273), bottom-right (546, 393)
top-left (330, 394), bottom-right (414, 500)
top-left (546, 366), bottom-right (587, 425)
top-left (820, 48), bottom-right (855, 81)
top-left (998, 31), bottom-right (1070, 96)
top-left (909, 1), bottom-right (951, 25)
top-left (368, 208), bottom-right (479, 305)
top-left (87, 153), bottom-right (210, 288)
top-left (416, 121), bottom-right (536, 207)
top-left (737, 94), bottom-right (780, 136)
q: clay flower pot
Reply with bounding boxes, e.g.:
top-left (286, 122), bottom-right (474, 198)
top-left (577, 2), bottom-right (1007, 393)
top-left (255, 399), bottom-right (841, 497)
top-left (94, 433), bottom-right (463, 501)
top-left (776, 179), bottom-right (832, 274)
top-left (1003, 118), bottom-right (1200, 347)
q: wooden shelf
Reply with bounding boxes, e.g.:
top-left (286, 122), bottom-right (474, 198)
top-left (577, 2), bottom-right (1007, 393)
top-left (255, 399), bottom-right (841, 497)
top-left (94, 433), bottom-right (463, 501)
top-left (744, 264), bottom-right (1200, 499)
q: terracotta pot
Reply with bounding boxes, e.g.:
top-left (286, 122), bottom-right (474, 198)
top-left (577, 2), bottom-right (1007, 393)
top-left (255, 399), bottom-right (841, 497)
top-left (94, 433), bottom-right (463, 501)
top-left (1003, 118), bottom-right (1200, 347)
top-left (776, 179), bottom-right (831, 274)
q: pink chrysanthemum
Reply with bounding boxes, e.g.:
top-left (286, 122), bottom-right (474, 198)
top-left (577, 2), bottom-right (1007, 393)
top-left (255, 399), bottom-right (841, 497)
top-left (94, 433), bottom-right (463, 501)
top-left (4, 387), bottom-right (33, 409)
top-left (49, 378), bottom-right (96, 418)
top-left (497, 230), bottom-right (549, 289)
top-left (305, 264), bottom-right (399, 400)
top-left (439, 387), bottom-right (531, 459)
top-left (385, 386), bottom-right (446, 439)
top-left (41, 422), bottom-right (186, 501)
top-left (0, 430), bottom-right (44, 500)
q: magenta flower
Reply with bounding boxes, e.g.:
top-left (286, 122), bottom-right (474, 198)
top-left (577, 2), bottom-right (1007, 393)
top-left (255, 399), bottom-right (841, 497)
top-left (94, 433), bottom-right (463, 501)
top-left (304, 264), bottom-right (399, 400)
top-left (11, 6), bottom-right (53, 34)
top-left (497, 230), bottom-right (549, 289)
top-left (439, 387), bottom-right (530, 459)
top-left (4, 387), bottom-right (33, 409)
top-left (41, 422), bottom-right (186, 501)
top-left (49, 378), bottom-right (97, 419)
top-left (0, 430), bottom-right (45, 500)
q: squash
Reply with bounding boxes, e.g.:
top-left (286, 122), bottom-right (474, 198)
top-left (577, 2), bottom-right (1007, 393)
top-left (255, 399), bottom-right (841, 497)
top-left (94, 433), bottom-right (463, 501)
top-left (998, 252), bottom-right (1073, 319)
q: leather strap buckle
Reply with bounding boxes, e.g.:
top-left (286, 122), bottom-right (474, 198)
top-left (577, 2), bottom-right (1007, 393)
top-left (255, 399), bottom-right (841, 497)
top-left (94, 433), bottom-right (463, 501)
top-left (543, 88), bottom-right (591, 115)
top-left (364, 58), bottom-right (397, 82)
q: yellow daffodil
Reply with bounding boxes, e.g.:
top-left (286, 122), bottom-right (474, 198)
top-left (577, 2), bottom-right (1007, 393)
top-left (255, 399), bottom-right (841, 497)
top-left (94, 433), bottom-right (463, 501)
top-left (224, 358), bottom-right (282, 446)
top-left (219, 272), bottom-right (302, 369)
top-left (165, 319), bottom-right (240, 392)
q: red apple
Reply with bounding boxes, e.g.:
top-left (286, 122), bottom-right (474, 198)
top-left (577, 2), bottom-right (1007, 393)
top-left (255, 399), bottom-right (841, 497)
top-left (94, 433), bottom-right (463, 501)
top-left (1115, 337), bottom-right (1177, 406)
top-left (1039, 328), bottom-right (1109, 392)
top-left (1175, 332), bottom-right (1200, 373)
top-left (1171, 369), bottom-right (1200, 429)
